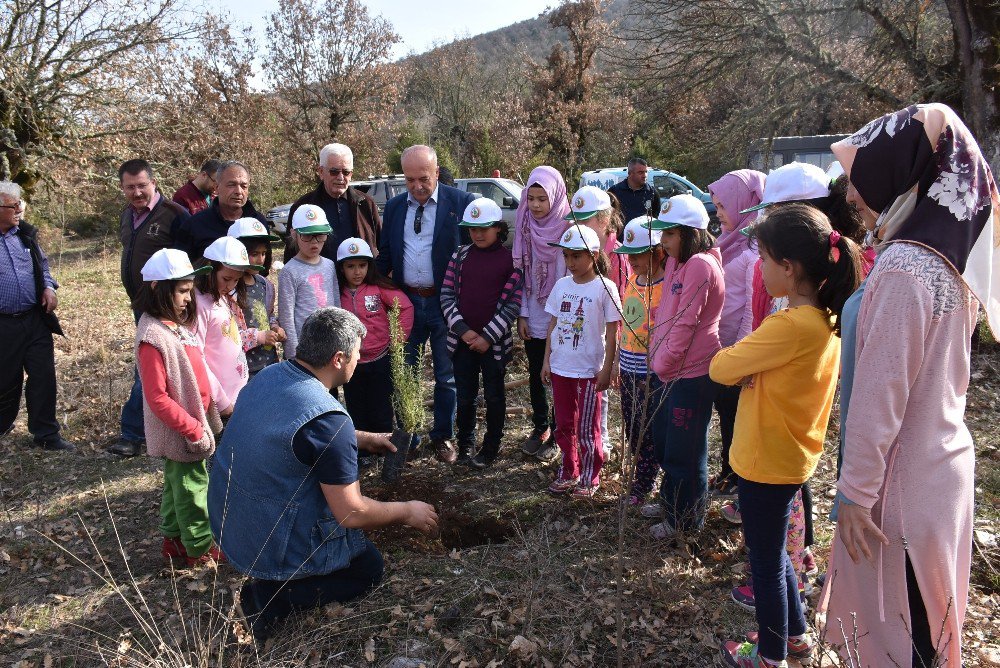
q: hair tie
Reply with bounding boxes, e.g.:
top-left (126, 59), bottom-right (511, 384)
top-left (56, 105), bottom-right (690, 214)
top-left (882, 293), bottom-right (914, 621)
top-left (829, 230), bottom-right (842, 263)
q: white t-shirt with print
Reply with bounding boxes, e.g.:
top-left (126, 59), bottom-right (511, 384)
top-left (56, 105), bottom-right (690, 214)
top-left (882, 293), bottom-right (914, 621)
top-left (544, 275), bottom-right (622, 378)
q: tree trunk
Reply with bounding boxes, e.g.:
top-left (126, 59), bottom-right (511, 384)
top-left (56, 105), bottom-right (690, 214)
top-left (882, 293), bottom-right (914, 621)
top-left (946, 0), bottom-right (1000, 175)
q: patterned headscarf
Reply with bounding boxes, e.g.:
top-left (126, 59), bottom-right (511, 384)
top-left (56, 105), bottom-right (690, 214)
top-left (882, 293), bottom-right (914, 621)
top-left (832, 103), bottom-right (1000, 335)
top-left (512, 166), bottom-right (571, 305)
top-left (708, 169), bottom-right (766, 266)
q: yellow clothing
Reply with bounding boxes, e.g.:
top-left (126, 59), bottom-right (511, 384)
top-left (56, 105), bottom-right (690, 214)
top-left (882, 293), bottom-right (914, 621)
top-left (709, 305), bottom-right (840, 484)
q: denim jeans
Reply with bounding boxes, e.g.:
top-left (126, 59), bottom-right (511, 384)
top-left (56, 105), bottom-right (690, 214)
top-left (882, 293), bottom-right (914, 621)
top-left (120, 309), bottom-right (145, 441)
top-left (453, 341), bottom-right (506, 457)
top-left (404, 293), bottom-right (455, 441)
top-left (738, 476), bottom-right (807, 663)
top-left (652, 373), bottom-right (717, 531)
top-left (239, 538), bottom-right (384, 644)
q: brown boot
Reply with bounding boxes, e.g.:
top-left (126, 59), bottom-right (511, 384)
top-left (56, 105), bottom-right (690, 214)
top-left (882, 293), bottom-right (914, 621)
top-left (432, 438), bottom-right (458, 464)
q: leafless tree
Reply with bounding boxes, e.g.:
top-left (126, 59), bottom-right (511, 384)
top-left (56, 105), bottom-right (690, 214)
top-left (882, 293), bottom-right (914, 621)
top-left (618, 0), bottom-right (981, 169)
top-left (0, 0), bottom-right (200, 194)
top-left (265, 0), bottom-right (402, 166)
top-left (943, 0), bottom-right (1000, 172)
top-left (529, 0), bottom-right (635, 182)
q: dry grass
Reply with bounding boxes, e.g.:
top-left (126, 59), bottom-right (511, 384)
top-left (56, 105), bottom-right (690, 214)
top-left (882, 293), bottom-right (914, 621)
top-left (1, 235), bottom-right (997, 667)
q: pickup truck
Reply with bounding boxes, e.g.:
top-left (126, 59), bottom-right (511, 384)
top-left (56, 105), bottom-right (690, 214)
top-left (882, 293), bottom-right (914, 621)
top-left (266, 176), bottom-right (524, 237)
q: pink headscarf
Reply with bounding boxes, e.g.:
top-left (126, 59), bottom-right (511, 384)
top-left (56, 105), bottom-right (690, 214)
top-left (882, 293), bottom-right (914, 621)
top-left (708, 169), bottom-right (766, 267)
top-left (513, 166), bottom-right (571, 305)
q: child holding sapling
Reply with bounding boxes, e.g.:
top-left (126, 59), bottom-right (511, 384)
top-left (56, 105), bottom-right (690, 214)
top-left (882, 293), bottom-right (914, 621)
top-left (227, 218), bottom-right (285, 378)
top-left (337, 236), bottom-right (413, 435)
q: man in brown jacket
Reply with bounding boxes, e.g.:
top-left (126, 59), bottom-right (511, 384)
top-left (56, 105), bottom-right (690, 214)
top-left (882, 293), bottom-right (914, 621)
top-left (111, 159), bottom-right (190, 457)
top-left (283, 143), bottom-right (381, 263)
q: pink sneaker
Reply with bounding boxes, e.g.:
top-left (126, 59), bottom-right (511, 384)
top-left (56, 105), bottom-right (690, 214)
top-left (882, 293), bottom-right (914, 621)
top-left (721, 501), bottom-right (743, 524)
top-left (547, 476), bottom-right (579, 495)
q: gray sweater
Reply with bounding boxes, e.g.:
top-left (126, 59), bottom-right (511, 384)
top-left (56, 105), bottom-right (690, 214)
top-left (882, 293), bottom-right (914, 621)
top-left (277, 256), bottom-right (341, 359)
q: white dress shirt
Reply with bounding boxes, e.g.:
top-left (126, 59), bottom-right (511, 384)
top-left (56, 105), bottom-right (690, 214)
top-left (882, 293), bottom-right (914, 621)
top-left (402, 186), bottom-right (438, 288)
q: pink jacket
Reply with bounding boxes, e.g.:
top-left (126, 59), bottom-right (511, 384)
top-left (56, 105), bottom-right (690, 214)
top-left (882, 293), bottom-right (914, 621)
top-left (719, 246), bottom-right (756, 347)
top-left (649, 248), bottom-right (725, 380)
top-left (340, 283), bottom-right (414, 363)
top-left (193, 290), bottom-right (248, 412)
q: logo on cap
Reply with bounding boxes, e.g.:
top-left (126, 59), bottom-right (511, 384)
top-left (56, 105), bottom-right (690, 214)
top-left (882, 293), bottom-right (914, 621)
top-left (574, 196), bottom-right (585, 210)
top-left (252, 221), bottom-right (264, 232)
top-left (660, 201), bottom-right (672, 215)
top-left (305, 209), bottom-right (317, 221)
top-left (470, 206), bottom-right (480, 219)
top-left (562, 230), bottom-right (573, 242)
top-left (240, 248), bottom-right (249, 262)
top-left (348, 243), bottom-right (359, 254)
top-left (625, 229), bottom-right (635, 243)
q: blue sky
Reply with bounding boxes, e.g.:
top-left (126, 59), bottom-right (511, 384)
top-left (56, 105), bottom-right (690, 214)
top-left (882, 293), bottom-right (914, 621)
top-left (216, 0), bottom-right (553, 60)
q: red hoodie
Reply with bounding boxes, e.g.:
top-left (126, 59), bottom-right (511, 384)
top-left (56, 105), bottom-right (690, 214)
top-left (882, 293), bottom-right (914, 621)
top-left (340, 283), bottom-right (414, 363)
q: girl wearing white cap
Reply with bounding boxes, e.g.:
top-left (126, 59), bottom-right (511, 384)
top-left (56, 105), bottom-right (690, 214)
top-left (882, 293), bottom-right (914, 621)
top-left (613, 216), bottom-right (666, 505)
top-left (133, 249), bottom-right (226, 566)
top-left (540, 224), bottom-right (621, 498)
top-left (336, 237), bottom-right (413, 436)
top-left (278, 204), bottom-right (341, 360)
top-left (193, 236), bottom-right (260, 415)
top-left (228, 218), bottom-right (286, 378)
top-left (645, 194), bottom-right (725, 539)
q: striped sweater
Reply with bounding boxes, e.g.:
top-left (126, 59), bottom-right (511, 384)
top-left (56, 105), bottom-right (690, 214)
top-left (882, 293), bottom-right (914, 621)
top-left (441, 243), bottom-right (524, 363)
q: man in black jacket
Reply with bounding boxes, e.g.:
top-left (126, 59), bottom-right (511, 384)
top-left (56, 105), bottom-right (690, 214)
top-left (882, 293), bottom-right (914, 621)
top-left (607, 157), bottom-right (661, 231)
top-left (175, 160), bottom-right (268, 261)
top-left (283, 143), bottom-right (381, 264)
top-left (0, 181), bottom-right (74, 451)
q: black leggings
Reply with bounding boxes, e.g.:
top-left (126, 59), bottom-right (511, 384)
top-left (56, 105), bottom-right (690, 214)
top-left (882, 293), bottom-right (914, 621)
top-left (523, 338), bottom-right (553, 433)
top-left (906, 555), bottom-right (936, 667)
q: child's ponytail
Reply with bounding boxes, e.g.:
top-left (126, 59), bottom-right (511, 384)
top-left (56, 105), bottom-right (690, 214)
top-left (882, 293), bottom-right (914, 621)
top-left (816, 229), bottom-right (863, 334)
top-left (594, 250), bottom-right (611, 277)
top-left (753, 203), bottom-right (862, 336)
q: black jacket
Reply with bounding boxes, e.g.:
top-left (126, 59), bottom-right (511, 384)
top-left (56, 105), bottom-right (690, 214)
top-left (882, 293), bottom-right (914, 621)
top-left (283, 184), bottom-right (382, 264)
top-left (16, 221), bottom-right (62, 336)
top-left (176, 199), bottom-right (268, 262)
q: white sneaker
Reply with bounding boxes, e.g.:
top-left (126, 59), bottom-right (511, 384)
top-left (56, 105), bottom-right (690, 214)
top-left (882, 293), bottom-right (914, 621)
top-left (640, 502), bottom-right (666, 519)
top-left (650, 521), bottom-right (677, 540)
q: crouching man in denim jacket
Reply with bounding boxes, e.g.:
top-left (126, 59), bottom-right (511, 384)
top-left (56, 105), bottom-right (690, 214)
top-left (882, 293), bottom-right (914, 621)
top-left (208, 307), bottom-right (438, 644)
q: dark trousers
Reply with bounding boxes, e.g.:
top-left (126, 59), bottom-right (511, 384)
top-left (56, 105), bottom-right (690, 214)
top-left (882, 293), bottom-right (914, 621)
top-left (907, 556), bottom-right (936, 667)
top-left (652, 374), bottom-right (717, 531)
top-left (120, 309), bottom-right (145, 441)
top-left (343, 355), bottom-right (394, 433)
top-left (0, 311), bottom-right (60, 442)
top-left (713, 383), bottom-right (741, 483)
top-left (620, 372), bottom-right (663, 498)
top-left (240, 539), bottom-right (384, 643)
top-left (523, 338), bottom-right (552, 433)
top-left (453, 342), bottom-right (506, 457)
top-left (738, 476), bottom-right (807, 663)
top-left (405, 293), bottom-right (455, 441)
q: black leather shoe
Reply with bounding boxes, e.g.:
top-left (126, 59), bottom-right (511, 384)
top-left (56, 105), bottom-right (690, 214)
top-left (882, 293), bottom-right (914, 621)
top-left (34, 436), bottom-right (77, 452)
top-left (107, 438), bottom-right (144, 457)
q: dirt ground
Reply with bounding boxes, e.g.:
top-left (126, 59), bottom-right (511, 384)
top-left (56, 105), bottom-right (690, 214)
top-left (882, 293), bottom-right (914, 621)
top-left (1, 236), bottom-right (998, 667)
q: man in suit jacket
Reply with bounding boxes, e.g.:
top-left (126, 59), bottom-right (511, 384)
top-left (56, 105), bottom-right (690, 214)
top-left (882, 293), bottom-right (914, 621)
top-left (376, 145), bottom-right (474, 463)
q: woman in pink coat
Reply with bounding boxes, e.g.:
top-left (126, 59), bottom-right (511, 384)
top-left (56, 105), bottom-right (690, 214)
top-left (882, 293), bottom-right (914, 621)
top-left (820, 103), bottom-right (999, 668)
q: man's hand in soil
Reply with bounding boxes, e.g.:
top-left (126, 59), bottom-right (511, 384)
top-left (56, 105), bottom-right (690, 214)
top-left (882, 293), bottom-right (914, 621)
top-left (357, 431), bottom-right (397, 454)
top-left (405, 501), bottom-right (439, 535)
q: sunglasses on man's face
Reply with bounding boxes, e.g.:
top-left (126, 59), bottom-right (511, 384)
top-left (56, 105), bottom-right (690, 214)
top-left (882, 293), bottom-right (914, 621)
top-left (326, 169), bottom-right (352, 177)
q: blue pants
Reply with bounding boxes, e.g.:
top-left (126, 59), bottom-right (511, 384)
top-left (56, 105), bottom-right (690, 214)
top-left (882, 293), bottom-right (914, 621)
top-left (652, 373), bottom-right (716, 531)
top-left (404, 293), bottom-right (455, 441)
top-left (738, 476), bottom-right (807, 663)
top-left (120, 309), bottom-right (145, 441)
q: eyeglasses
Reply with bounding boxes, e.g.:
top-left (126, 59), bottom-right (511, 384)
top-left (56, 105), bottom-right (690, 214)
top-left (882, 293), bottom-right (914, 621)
top-left (299, 233), bottom-right (329, 242)
top-left (326, 169), bottom-right (352, 177)
top-left (413, 205), bottom-right (424, 234)
top-left (0, 204), bottom-right (18, 210)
